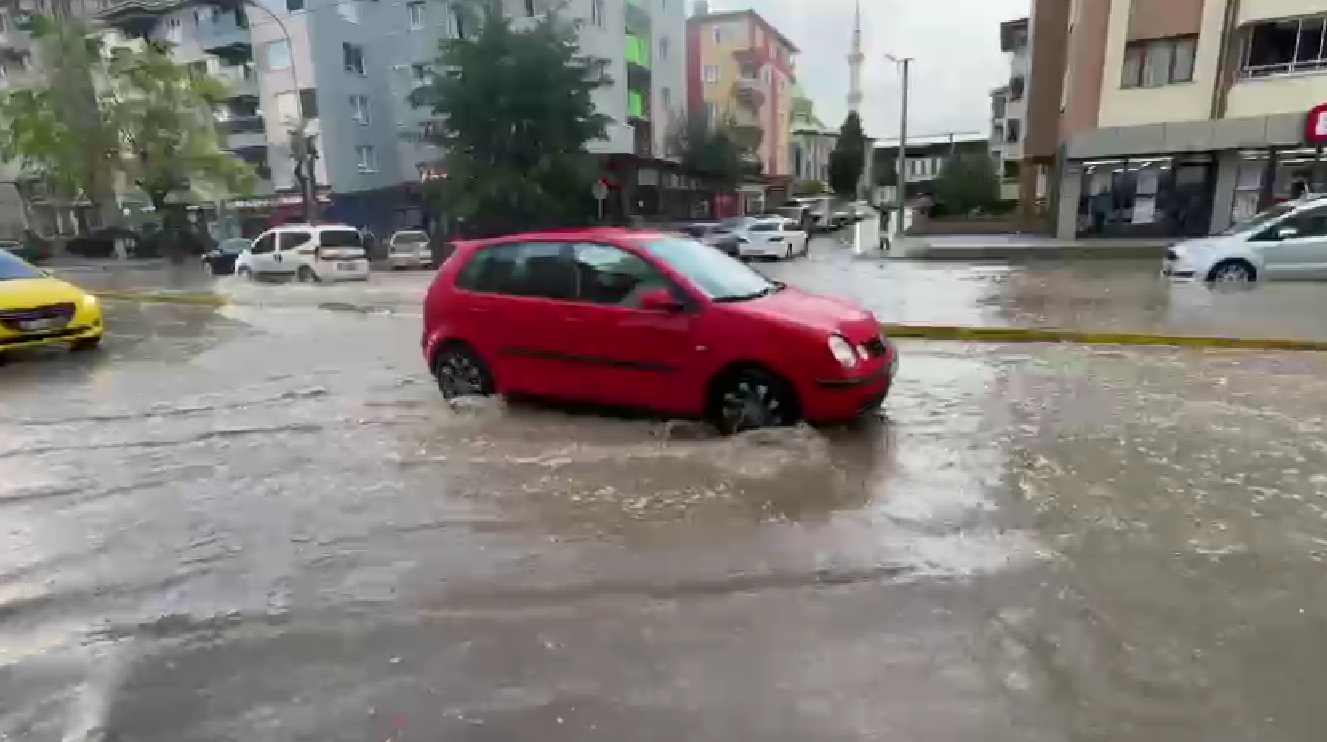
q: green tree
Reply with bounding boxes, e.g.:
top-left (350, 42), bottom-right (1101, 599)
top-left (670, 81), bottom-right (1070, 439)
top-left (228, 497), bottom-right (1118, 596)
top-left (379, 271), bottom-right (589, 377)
top-left (0, 14), bottom-right (120, 232)
top-left (104, 39), bottom-right (255, 256)
top-left (827, 111), bottom-right (866, 198)
top-left (411, 0), bottom-right (611, 236)
top-left (666, 112), bottom-right (745, 190)
top-left (933, 151), bottom-right (1001, 216)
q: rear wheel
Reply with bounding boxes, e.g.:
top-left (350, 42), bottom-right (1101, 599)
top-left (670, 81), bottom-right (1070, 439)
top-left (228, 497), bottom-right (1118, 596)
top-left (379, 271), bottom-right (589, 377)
top-left (432, 342), bottom-right (495, 400)
top-left (707, 366), bottom-right (800, 435)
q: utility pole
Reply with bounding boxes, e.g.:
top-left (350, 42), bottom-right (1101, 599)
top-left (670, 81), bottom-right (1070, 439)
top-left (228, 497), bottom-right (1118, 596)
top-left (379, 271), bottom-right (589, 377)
top-left (885, 54), bottom-right (912, 237)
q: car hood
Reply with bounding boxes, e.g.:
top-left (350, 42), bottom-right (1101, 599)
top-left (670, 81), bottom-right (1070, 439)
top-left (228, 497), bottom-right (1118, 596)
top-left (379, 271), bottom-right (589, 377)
top-left (0, 277), bottom-right (89, 308)
top-left (735, 286), bottom-right (877, 336)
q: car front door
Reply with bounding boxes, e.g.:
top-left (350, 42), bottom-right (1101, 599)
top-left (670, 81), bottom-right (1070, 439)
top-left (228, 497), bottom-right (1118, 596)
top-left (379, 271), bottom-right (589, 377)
top-left (248, 232), bottom-right (277, 274)
top-left (558, 241), bottom-right (700, 413)
top-left (453, 240), bottom-right (582, 398)
top-left (1269, 207), bottom-right (1327, 278)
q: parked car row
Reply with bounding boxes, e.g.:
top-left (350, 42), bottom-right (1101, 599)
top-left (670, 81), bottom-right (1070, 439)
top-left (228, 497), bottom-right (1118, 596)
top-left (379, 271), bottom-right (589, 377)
top-left (203, 227), bottom-right (437, 280)
top-left (671, 217), bottom-right (811, 261)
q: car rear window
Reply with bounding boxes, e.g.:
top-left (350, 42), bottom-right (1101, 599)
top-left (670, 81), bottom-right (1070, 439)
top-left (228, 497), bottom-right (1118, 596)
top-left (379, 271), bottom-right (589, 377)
top-left (749, 222), bottom-right (779, 232)
top-left (318, 229), bottom-right (363, 248)
top-left (395, 231), bottom-right (428, 244)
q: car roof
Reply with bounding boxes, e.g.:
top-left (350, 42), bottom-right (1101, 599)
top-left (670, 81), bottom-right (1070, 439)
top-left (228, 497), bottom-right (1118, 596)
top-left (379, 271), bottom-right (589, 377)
top-left (461, 226), bottom-right (672, 247)
top-left (267, 223), bottom-right (358, 232)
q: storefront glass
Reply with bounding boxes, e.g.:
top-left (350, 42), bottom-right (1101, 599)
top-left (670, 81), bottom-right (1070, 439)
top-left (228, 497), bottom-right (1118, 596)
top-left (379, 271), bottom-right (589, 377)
top-left (1076, 154), bottom-right (1214, 237)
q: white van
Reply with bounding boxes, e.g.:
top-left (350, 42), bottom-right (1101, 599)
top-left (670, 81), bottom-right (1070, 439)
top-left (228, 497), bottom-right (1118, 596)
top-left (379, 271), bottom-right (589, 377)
top-left (234, 224), bottom-right (371, 282)
top-left (1164, 196), bottom-right (1327, 283)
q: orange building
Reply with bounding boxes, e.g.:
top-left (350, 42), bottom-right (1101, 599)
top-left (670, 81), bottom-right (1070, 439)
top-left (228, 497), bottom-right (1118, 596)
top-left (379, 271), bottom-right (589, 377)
top-left (686, 6), bottom-right (798, 177)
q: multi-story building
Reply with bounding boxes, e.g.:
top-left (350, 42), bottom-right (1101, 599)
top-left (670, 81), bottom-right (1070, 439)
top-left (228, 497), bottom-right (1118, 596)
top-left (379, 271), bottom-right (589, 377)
top-left (872, 137), bottom-right (992, 205)
top-left (990, 18), bottom-right (1029, 201)
top-left (6, 0), bottom-right (684, 236)
top-left (788, 84), bottom-right (832, 185)
top-left (686, 2), bottom-right (797, 178)
top-left (1027, 0), bottom-right (1327, 239)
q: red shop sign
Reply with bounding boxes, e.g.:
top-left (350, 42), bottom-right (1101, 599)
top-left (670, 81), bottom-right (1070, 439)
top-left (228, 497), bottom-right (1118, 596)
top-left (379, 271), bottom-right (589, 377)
top-left (1306, 102), bottom-right (1327, 144)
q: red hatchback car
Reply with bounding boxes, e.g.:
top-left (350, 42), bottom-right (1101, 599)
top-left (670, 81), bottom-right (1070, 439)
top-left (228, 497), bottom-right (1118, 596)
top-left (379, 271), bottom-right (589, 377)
top-left (422, 228), bottom-right (897, 433)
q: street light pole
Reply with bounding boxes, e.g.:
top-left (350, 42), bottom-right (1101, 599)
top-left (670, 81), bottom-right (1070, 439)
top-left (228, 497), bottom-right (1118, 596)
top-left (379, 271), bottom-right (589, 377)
top-left (885, 53), bottom-right (912, 237)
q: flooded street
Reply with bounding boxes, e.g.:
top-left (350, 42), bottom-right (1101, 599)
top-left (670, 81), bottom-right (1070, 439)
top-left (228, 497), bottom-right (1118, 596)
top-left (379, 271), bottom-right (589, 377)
top-left (7, 243), bottom-right (1327, 740)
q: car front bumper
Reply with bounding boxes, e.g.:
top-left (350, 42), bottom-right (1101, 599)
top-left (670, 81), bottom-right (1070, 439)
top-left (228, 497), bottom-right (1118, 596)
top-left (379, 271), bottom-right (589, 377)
top-left (388, 252), bottom-right (430, 268)
top-left (803, 355), bottom-right (897, 420)
top-left (316, 259), bottom-right (372, 281)
top-left (738, 241), bottom-right (789, 258)
top-left (0, 306), bottom-right (103, 352)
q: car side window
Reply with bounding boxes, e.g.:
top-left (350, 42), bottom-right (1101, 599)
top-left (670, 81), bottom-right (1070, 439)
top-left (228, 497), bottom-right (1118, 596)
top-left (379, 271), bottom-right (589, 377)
top-left (455, 241), bottom-right (576, 300)
top-left (251, 233), bottom-right (276, 254)
top-left (572, 242), bottom-right (671, 308)
top-left (749, 222), bottom-right (777, 232)
top-left (280, 230), bottom-right (313, 250)
top-left (1282, 208), bottom-right (1327, 238)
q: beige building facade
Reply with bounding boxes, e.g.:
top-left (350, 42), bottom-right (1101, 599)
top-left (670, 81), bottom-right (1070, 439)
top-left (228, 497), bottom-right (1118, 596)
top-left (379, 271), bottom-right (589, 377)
top-left (1053, 0), bottom-right (1327, 238)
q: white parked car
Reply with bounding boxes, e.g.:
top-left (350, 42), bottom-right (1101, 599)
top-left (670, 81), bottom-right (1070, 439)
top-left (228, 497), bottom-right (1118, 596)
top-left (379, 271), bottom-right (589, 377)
top-left (1164, 197), bottom-right (1327, 283)
top-left (387, 230), bottom-right (431, 269)
top-left (234, 223), bottom-right (371, 282)
top-left (725, 216), bottom-right (809, 260)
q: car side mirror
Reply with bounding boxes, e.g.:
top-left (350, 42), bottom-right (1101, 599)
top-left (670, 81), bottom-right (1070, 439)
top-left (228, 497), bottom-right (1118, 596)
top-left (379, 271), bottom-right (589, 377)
top-left (638, 287), bottom-right (683, 312)
top-left (1278, 225), bottom-right (1300, 240)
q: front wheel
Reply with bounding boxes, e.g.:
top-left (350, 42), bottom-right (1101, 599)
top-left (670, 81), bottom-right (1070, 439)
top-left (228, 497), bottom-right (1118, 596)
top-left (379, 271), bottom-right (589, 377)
top-left (236, 265), bottom-right (254, 281)
top-left (297, 265), bottom-right (318, 283)
top-left (432, 343), bottom-right (496, 400)
top-left (1207, 260), bottom-right (1255, 283)
top-left (70, 334), bottom-right (102, 352)
top-left (708, 367), bottom-right (800, 435)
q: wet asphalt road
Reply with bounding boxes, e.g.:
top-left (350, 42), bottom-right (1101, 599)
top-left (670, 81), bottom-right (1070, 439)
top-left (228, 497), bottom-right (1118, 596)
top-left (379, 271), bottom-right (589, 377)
top-left (6, 241), bottom-right (1327, 740)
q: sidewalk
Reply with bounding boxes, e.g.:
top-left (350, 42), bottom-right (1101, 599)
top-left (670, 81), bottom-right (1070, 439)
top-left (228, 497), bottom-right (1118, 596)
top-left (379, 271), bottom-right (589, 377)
top-left (890, 234), bottom-right (1170, 261)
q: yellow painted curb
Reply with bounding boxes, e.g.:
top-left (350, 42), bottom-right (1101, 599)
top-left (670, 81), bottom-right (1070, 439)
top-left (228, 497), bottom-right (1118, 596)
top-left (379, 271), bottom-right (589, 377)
top-left (881, 323), bottom-right (1327, 351)
top-left (93, 289), bottom-right (228, 307)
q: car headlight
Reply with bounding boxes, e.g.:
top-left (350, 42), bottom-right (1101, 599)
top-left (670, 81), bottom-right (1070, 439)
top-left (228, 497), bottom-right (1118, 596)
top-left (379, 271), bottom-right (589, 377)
top-left (828, 334), bottom-right (859, 368)
top-left (82, 293), bottom-right (98, 308)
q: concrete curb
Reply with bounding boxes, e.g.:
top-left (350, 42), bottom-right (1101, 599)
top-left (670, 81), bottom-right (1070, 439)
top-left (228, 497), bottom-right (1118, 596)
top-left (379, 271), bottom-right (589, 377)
top-left (90, 292), bottom-right (1327, 351)
top-left (94, 289), bottom-right (228, 307)
top-left (880, 324), bottom-right (1327, 351)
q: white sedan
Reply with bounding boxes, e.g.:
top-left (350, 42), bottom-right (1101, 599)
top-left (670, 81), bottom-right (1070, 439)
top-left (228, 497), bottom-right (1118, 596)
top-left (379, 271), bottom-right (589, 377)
top-left (1164, 197), bottom-right (1327, 283)
top-left (725, 217), bottom-right (809, 260)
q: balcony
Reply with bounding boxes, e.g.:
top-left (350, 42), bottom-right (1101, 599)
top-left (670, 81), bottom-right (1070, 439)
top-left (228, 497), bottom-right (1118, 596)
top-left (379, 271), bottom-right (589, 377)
top-left (97, 0), bottom-right (176, 37)
top-left (628, 88), bottom-right (649, 122)
top-left (199, 19), bottom-right (252, 61)
top-left (215, 65), bottom-right (258, 100)
top-left (733, 75), bottom-right (764, 110)
top-left (624, 0), bottom-right (650, 35)
top-left (631, 120), bottom-right (652, 158)
top-left (218, 115), bottom-right (266, 151)
top-left (732, 46), bottom-right (770, 68)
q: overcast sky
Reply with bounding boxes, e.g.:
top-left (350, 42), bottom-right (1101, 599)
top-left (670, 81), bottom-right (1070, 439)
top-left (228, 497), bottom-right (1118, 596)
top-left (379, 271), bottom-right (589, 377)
top-left (703, 0), bottom-right (1029, 144)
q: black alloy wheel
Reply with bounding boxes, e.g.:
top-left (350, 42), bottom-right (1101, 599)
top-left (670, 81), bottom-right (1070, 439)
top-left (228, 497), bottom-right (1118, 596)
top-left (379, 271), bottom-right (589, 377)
top-left (432, 344), bottom-right (495, 400)
top-left (712, 368), bottom-right (799, 434)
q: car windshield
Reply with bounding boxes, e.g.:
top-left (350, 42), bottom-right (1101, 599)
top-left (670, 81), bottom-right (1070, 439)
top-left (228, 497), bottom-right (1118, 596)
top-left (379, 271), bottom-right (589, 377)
top-left (394, 232), bottom-right (428, 244)
top-left (1219, 202), bottom-right (1297, 235)
top-left (220, 238), bottom-right (249, 254)
top-left (642, 236), bottom-right (777, 301)
top-left (0, 250), bottom-right (41, 281)
top-left (320, 229), bottom-right (364, 247)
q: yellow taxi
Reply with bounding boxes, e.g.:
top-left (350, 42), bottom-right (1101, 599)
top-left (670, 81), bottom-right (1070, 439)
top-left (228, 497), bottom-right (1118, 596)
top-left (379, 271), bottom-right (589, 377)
top-left (0, 248), bottom-right (103, 353)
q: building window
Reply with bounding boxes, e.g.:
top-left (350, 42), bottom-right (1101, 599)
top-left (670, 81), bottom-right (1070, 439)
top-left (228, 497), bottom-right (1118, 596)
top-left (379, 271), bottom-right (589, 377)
top-left (299, 88), bottom-right (318, 118)
top-left (713, 26), bottom-right (724, 44)
top-left (524, 0), bottom-right (536, 16)
top-left (1006, 118), bottom-right (1021, 143)
top-left (1244, 15), bottom-right (1327, 77)
top-left (285, 0), bottom-right (302, 11)
top-left (702, 64), bottom-right (718, 83)
top-left (591, 0), bottom-right (604, 27)
top-left (1009, 75), bottom-right (1025, 100)
top-left (337, 0), bottom-right (360, 23)
top-left (356, 145), bottom-right (377, 172)
top-left (408, 1), bottom-right (425, 29)
top-left (1002, 160), bottom-right (1020, 181)
top-left (343, 42), bottom-right (365, 75)
top-left (992, 123), bottom-right (1004, 142)
top-left (264, 39), bottom-right (291, 71)
top-left (412, 63), bottom-right (429, 83)
top-left (659, 36), bottom-right (668, 60)
top-left (1121, 35), bottom-right (1197, 88)
top-left (991, 93), bottom-right (1006, 118)
top-left (275, 91), bottom-right (300, 123)
top-left (660, 86), bottom-right (671, 115)
top-left (350, 93), bottom-right (370, 124)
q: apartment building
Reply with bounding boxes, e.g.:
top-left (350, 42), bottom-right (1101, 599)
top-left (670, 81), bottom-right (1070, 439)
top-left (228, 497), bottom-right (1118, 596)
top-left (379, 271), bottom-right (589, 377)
top-left (990, 18), bottom-right (1029, 201)
top-left (1043, 0), bottom-right (1327, 239)
top-left (0, 0), bottom-right (683, 235)
top-left (686, 3), bottom-right (797, 178)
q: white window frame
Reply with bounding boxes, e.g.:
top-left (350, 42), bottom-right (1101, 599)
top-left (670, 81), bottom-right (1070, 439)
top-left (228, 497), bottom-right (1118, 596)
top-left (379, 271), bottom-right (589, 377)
top-left (343, 42), bottom-right (365, 75)
top-left (264, 39), bottom-right (292, 71)
top-left (408, 1), bottom-right (425, 30)
top-left (349, 93), bottom-right (370, 124)
top-left (356, 145), bottom-right (378, 173)
top-left (1242, 15), bottom-right (1327, 78)
top-left (702, 64), bottom-right (718, 83)
top-left (1122, 35), bottom-right (1197, 88)
top-left (590, 0), bottom-right (604, 27)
